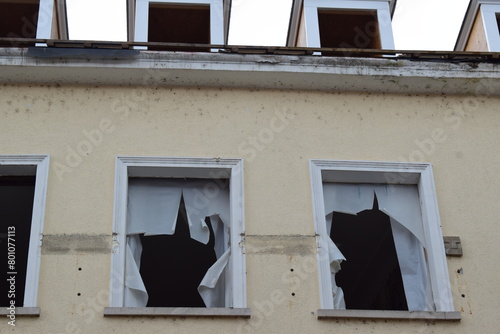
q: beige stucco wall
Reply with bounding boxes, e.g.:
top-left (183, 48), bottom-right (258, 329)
top-left (465, 11), bottom-right (489, 51)
top-left (1, 83), bottom-right (499, 333)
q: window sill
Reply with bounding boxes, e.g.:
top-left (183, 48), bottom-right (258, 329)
top-left (317, 309), bottom-right (461, 321)
top-left (104, 307), bottom-right (251, 318)
top-left (0, 307), bottom-right (40, 316)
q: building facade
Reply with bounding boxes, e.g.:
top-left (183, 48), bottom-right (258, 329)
top-left (1, 1), bottom-right (500, 333)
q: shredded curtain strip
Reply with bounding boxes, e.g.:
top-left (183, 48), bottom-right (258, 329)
top-left (124, 178), bottom-right (231, 308)
top-left (323, 183), bottom-right (434, 311)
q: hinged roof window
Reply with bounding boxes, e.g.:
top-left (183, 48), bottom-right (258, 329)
top-left (455, 0), bottom-right (500, 51)
top-left (131, 0), bottom-right (231, 50)
top-left (287, 0), bottom-right (396, 51)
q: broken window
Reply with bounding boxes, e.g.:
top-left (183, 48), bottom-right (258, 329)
top-left (330, 195), bottom-right (408, 311)
top-left (317, 9), bottom-right (381, 52)
top-left (0, 176), bottom-right (35, 307)
top-left (309, 160), bottom-right (455, 313)
top-left (323, 183), bottom-right (434, 311)
top-left (109, 157), bottom-right (247, 311)
top-left (125, 178), bottom-right (229, 307)
top-left (0, 0), bottom-right (40, 47)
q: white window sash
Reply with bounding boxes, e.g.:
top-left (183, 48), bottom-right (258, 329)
top-left (481, 4), bottom-right (500, 52)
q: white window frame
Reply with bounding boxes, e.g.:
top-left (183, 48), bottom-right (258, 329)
top-left (108, 156), bottom-right (247, 315)
top-left (480, 3), bottom-right (500, 51)
top-left (309, 160), bottom-right (454, 314)
top-left (0, 155), bottom-right (50, 311)
top-left (30, 0), bottom-right (68, 47)
top-left (133, 0), bottom-right (224, 50)
top-left (302, 0), bottom-right (395, 49)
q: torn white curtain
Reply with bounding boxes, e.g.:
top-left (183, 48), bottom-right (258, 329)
top-left (323, 183), bottom-right (434, 311)
top-left (124, 178), bottom-right (230, 307)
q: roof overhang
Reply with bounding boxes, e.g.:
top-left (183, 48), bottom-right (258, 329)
top-left (0, 47), bottom-right (499, 96)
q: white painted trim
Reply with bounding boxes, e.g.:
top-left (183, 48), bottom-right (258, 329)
top-left (309, 160), bottom-right (454, 312)
top-left (36, 0), bottom-right (68, 46)
top-left (109, 156), bottom-right (246, 308)
top-left (134, 0), bottom-right (224, 50)
top-left (302, 0), bottom-right (394, 50)
top-left (481, 4), bottom-right (500, 51)
top-left (0, 155), bottom-right (50, 307)
top-left (36, 0), bottom-right (55, 40)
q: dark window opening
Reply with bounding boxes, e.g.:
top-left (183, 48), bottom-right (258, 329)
top-left (139, 197), bottom-right (217, 307)
top-left (330, 195), bottom-right (408, 311)
top-left (0, 176), bottom-right (36, 307)
top-left (0, 0), bottom-right (39, 47)
top-left (148, 4), bottom-right (210, 52)
top-left (496, 13), bottom-right (500, 36)
top-left (317, 9), bottom-right (381, 55)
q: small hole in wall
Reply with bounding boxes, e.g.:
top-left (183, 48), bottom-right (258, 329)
top-left (461, 294), bottom-right (465, 298)
top-left (291, 293), bottom-right (295, 296)
top-left (77, 293), bottom-right (81, 296)
top-left (290, 269), bottom-right (294, 272)
top-left (78, 268), bottom-right (82, 271)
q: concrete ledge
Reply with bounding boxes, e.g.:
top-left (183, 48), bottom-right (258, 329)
top-left (0, 307), bottom-right (40, 316)
top-left (0, 47), bottom-right (499, 96)
top-left (317, 309), bottom-right (461, 321)
top-left (104, 307), bottom-right (251, 318)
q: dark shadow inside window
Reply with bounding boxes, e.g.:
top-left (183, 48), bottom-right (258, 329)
top-left (497, 13), bottom-right (500, 36)
top-left (318, 9), bottom-right (381, 55)
top-left (148, 4), bottom-right (210, 52)
top-left (0, 0), bottom-right (39, 47)
top-left (0, 176), bottom-right (36, 307)
top-left (330, 195), bottom-right (408, 311)
top-left (139, 197), bottom-right (217, 307)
